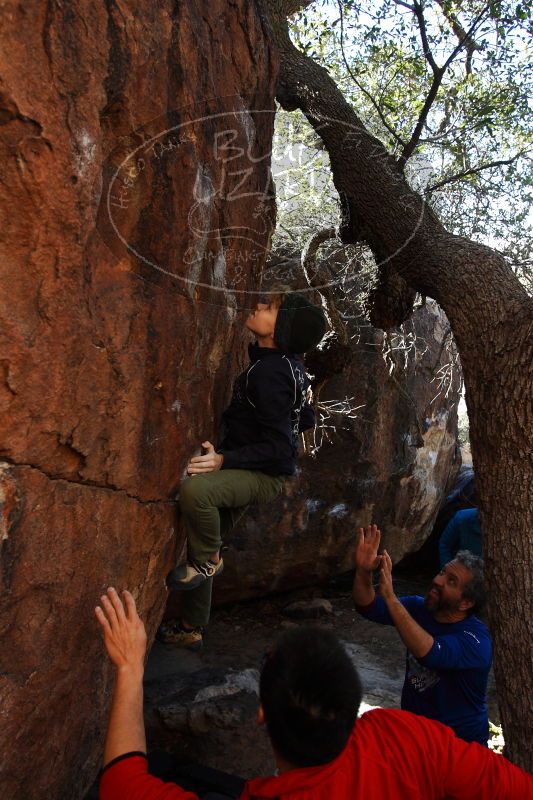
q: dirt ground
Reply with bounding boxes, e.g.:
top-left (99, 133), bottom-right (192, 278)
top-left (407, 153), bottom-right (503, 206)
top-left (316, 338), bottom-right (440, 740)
top-left (85, 568), bottom-right (501, 797)
top-left (140, 575), bottom-right (499, 777)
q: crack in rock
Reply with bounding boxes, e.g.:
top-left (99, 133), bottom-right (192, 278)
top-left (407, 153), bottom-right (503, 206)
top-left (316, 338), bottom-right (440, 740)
top-left (0, 459), bottom-right (176, 506)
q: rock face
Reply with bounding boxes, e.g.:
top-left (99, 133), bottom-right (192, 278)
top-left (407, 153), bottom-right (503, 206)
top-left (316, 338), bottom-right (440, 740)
top-left (212, 303), bottom-right (461, 606)
top-left (0, 2), bottom-right (276, 798)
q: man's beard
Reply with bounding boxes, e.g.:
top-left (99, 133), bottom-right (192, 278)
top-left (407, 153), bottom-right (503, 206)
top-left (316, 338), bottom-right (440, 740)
top-left (424, 586), bottom-right (459, 614)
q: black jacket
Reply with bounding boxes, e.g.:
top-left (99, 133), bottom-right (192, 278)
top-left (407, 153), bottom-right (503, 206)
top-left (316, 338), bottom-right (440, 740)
top-left (218, 343), bottom-right (315, 476)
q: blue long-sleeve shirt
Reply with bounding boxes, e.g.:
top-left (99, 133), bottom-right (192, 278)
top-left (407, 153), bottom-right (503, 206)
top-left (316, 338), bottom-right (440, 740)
top-left (358, 595), bottom-right (492, 745)
top-left (217, 343), bottom-right (314, 475)
top-left (439, 508), bottom-right (482, 566)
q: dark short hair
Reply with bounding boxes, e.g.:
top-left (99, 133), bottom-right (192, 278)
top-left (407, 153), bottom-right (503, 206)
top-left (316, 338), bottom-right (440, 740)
top-left (455, 550), bottom-right (487, 615)
top-left (259, 627), bottom-right (362, 767)
top-left (267, 283), bottom-right (292, 308)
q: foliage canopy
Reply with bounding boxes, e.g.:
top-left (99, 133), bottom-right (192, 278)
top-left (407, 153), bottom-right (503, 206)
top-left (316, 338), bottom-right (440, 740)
top-left (272, 0), bottom-right (532, 292)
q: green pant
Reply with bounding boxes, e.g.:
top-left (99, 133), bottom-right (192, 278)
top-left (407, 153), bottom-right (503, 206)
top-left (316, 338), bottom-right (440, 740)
top-left (178, 469), bottom-right (284, 628)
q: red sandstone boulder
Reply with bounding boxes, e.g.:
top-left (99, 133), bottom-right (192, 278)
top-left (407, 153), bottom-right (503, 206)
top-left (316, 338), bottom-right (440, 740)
top-left (0, 2), bottom-right (276, 797)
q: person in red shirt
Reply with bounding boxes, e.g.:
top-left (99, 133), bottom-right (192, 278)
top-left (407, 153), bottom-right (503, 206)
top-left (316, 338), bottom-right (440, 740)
top-left (95, 588), bottom-right (532, 800)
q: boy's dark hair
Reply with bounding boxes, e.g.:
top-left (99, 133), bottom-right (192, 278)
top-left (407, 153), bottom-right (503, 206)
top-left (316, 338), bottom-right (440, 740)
top-left (259, 627), bottom-right (362, 767)
top-left (274, 293), bottom-right (326, 354)
top-left (267, 284), bottom-right (292, 308)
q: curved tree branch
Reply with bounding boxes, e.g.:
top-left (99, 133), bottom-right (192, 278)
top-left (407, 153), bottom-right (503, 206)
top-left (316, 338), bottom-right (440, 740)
top-left (398, 0), bottom-right (445, 166)
top-left (435, 0), bottom-right (483, 74)
top-left (336, 0), bottom-right (406, 150)
top-left (301, 227), bottom-right (349, 343)
top-left (398, 69), bottom-right (444, 167)
top-left (412, 0), bottom-right (440, 75)
top-left (442, 3), bottom-right (491, 70)
top-left (426, 152), bottom-right (526, 194)
top-left (300, 228), bottom-right (355, 389)
top-left (398, 2), bottom-right (491, 167)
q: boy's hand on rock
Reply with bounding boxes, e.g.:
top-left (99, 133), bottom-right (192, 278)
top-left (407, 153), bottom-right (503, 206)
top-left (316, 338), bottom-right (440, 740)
top-left (187, 441), bottom-right (224, 474)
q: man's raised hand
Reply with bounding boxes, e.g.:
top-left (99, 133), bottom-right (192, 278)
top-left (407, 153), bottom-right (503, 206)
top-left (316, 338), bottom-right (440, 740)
top-left (355, 524), bottom-right (382, 573)
top-left (187, 440), bottom-right (224, 475)
top-left (378, 550), bottom-right (395, 601)
top-left (95, 588), bottom-right (147, 672)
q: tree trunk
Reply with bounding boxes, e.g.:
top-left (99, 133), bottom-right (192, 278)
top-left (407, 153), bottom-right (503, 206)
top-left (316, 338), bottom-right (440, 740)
top-left (262, 0), bottom-right (533, 770)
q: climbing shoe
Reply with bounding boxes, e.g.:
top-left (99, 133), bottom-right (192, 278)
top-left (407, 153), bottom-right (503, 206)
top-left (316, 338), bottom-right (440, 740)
top-left (166, 557), bottom-right (224, 591)
top-left (156, 619), bottom-right (203, 651)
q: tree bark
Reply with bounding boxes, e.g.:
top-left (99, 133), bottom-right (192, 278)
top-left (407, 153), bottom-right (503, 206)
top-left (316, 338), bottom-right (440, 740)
top-left (262, 0), bottom-right (533, 770)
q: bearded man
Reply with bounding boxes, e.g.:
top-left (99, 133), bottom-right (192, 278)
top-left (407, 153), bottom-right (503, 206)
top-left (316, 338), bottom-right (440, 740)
top-left (353, 525), bottom-right (492, 745)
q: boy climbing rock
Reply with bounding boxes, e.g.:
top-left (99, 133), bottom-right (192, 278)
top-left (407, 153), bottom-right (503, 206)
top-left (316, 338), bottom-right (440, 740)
top-left (158, 289), bottom-right (326, 649)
